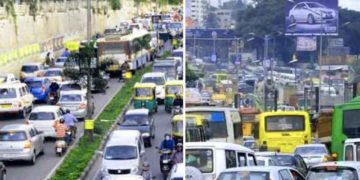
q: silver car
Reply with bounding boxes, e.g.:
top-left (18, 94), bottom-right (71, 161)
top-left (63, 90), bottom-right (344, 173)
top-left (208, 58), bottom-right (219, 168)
top-left (0, 124), bottom-right (45, 165)
top-left (294, 144), bottom-right (331, 167)
top-left (57, 90), bottom-right (94, 120)
top-left (289, 2), bottom-right (336, 24)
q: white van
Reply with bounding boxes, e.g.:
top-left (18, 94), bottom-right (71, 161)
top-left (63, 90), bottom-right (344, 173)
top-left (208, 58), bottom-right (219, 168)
top-left (0, 83), bottom-right (34, 118)
top-left (185, 142), bottom-right (257, 180)
top-left (100, 130), bottom-right (145, 179)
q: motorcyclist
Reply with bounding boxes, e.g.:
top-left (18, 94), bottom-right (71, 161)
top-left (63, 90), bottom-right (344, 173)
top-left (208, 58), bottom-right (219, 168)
top-left (171, 143), bottom-right (183, 164)
top-left (53, 118), bottom-right (70, 145)
top-left (160, 133), bottom-right (176, 151)
top-left (49, 80), bottom-right (60, 98)
top-left (119, 61), bottom-right (130, 82)
top-left (63, 109), bottom-right (78, 139)
top-left (172, 94), bottom-right (183, 108)
top-left (140, 161), bottom-right (152, 180)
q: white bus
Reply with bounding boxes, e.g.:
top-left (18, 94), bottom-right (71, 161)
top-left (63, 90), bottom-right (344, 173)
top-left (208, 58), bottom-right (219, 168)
top-left (97, 30), bottom-right (150, 76)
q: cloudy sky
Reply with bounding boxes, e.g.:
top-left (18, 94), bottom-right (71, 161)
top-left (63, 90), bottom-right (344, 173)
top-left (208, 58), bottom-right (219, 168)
top-left (208, 0), bottom-right (360, 11)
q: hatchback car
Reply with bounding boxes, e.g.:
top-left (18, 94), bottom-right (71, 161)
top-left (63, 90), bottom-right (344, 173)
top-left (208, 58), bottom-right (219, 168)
top-left (27, 106), bottom-right (65, 138)
top-left (217, 166), bottom-right (305, 180)
top-left (307, 161), bottom-right (360, 180)
top-left (43, 68), bottom-right (64, 83)
top-left (0, 124), bottom-right (45, 165)
top-left (294, 144), bottom-right (331, 167)
top-left (20, 63), bottom-right (45, 81)
top-left (118, 109), bottom-right (155, 147)
top-left (24, 77), bottom-right (51, 102)
top-left (289, 2), bottom-right (336, 25)
top-left (57, 91), bottom-right (93, 120)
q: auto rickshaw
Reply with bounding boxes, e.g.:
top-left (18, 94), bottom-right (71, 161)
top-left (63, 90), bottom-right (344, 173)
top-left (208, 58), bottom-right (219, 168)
top-left (133, 83), bottom-right (158, 113)
top-left (171, 114), bottom-right (183, 145)
top-left (185, 114), bottom-right (208, 142)
top-left (164, 80), bottom-right (183, 112)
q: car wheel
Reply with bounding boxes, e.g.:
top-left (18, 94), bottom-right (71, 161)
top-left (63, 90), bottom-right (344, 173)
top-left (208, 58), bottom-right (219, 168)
top-left (29, 152), bottom-right (36, 165)
top-left (307, 14), bottom-right (315, 24)
top-left (290, 15), bottom-right (296, 24)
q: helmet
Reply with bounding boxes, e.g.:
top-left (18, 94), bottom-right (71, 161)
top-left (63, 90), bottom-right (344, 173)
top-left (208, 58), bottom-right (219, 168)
top-left (66, 109), bottom-right (70, 114)
top-left (142, 161), bottom-right (150, 171)
top-left (176, 143), bottom-right (183, 147)
top-left (59, 118), bottom-right (65, 124)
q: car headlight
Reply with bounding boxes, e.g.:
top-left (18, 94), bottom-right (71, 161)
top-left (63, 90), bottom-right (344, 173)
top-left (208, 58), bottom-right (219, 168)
top-left (142, 132), bottom-right (150, 137)
top-left (131, 166), bottom-right (139, 174)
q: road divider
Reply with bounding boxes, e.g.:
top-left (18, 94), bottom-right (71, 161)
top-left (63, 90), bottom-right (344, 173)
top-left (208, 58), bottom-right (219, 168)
top-left (50, 65), bottom-right (152, 180)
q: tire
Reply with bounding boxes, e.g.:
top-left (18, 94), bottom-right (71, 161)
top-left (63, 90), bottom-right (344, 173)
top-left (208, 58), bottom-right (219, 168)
top-left (29, 153), bottom-right (36, 165)
top-left (39, 147), bottom-right (45, 155)
top-left (307, 14), bottom-right (315, 24)
top-left (290, 15), bottom-right (296, 24)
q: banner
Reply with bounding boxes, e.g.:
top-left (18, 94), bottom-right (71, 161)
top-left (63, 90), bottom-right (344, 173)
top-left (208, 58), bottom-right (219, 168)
top-left (285, 0), bottom-right (338, 36)
top-left (296, 37), bottom-right (317, 51)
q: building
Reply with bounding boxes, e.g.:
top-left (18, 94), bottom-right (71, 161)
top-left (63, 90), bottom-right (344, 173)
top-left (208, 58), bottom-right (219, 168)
top-left (215, 8), bottom-right (235, 29)
top-left (188, 0), bottom-right (208, 28)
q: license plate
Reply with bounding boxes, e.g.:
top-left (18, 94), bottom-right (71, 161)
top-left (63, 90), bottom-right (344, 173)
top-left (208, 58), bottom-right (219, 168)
top-left (56, 148), bottom-right (62, 153)
top-left (1, 105), bottom-right (11, 109)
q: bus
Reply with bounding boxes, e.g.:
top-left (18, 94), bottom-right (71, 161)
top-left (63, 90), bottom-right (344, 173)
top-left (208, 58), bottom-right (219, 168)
top-left (186, 107), bottom-right (243, 144)
top-left (273, 66), bottom-right (297, 85)
top-left (332, 97), bottom-right (360, 160)
top-left (97, 30), bottom-right (150, 76)
top-left (258, 111), bottom-right (311, 153)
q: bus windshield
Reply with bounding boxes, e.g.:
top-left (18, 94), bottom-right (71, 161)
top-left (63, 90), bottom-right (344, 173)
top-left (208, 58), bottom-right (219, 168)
top-left (187, 111), bottom-right (227, 138)
top-left (265, 115), bottom-right (305, 132)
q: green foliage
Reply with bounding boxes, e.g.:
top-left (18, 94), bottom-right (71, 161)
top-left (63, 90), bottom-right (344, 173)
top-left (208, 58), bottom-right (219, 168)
top-left (186, 63), bottom-right (199, 82)
top-left (109, 0), bottom-right (121, 10)
top-left (51, 65), bottom-right (152, 180)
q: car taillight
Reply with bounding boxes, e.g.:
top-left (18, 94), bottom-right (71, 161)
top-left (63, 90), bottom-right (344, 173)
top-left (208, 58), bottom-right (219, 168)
top-left (79, 103), bottom-right (86, 109)
top-left (24, 140), bottom-right (32, 149)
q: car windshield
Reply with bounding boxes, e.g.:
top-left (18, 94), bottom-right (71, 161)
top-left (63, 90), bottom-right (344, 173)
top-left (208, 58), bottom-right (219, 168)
top-left (26, 81), bottom-right (43, 89)
top-left (60, 84), bottom-right (82, 91)
top-left (244, 141), bottom-right (255, 148)
top-left (21, 65), bottom-right (38, 73)
top-left (44, 70), bottom-right (61, 77)
top-left (0, 88), bottom-right (17, 98)
top-left (29, 112), bottom-right (55, 120)
top-left (218, 171), bottom-right (270, 180)
top-left (122, 114), bottom-right (149, 126)
top-left (141, 77), bottom-right (165, 85)
top-left (308, 166), bottom-right (358, 180)
top-left (60, 94), bottom-right (82, 102)
top-left (295, 146), bottom-right (327, 155)
top-left (307, 2), bottom-right (325, 8)
top-left (0, 131), bottom-right (27, 141)
top-left (104, 145), bottom-right (137, 160)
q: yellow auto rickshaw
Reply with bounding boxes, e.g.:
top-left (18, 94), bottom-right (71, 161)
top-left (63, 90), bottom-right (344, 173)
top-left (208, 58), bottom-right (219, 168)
top-left (164, 80), bottom-right (183, 112)
top-left (133, 83), bottom-right (158, 113)
top-left (172, 114), bottom-right (183, 144)
top-left (185, 114), bottom-right (208, 142)
top-left (211, 93), bottom-right (226, 106)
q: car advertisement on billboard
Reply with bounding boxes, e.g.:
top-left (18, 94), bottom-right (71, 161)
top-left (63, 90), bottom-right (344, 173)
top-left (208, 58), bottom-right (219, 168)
top-left (285, 0), bottom-right (338, 36)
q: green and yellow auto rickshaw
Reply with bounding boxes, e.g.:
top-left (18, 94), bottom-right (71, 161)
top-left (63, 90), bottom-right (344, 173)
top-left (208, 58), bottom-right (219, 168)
top-left (133, 83), bottom-right (158, 113)
top-left (172, 114), bottom-right (183, 145)
top-left (164, 80), bottom-right (183, 112)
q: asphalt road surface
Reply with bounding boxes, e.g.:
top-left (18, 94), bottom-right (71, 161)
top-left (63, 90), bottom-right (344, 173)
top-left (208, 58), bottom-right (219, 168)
top-left (1, 78), bottom-right (124, 180)
top-left (87, 105), bottom-right (173, 180)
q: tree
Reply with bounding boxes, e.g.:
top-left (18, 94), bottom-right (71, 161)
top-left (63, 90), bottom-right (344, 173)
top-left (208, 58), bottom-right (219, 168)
top-left (186, 64), bottom-right (199, 82)
top-left (206, 12), bottom-right (219, 28)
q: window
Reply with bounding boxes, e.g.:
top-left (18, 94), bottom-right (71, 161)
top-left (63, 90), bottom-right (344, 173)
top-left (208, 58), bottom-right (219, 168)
top-left (289, 169), bottom-right (304, 180)
top-left (20, 87), bottom-right (26, 97)
top-left (0, 131), bottom-right (27, 141)
top-left (343, 110), bottom-right (360, 137)
top-left (225, 150), bottom-right (236, 168)
top-left (29, 112), bottom-right (55, 120)
top-left (248, 153), bottom-right (257, 166)
top-left (186, 149), bottom-right (213, 173)
top-left (265, 115), bottom-right (305, 132)
top-left (237, 152), bottom-right (247, 166)
top-left (0, 88), bottom-right (17, 98)
top-left (279, 170), bottom-right (293, 180)
top-left (29, 128), bottom-right (36, 137)
top-left (345, 145), bottom-right (354, 161)
top-left (104, 145), bottom-right (138, 160)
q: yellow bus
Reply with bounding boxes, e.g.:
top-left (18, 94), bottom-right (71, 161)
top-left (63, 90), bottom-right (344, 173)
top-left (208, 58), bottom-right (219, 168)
top-left (258, 111), bottom-right (311, 153)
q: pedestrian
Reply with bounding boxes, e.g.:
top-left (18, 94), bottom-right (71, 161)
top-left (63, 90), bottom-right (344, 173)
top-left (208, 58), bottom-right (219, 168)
top-left (45, 52), bottom-right (51, 66)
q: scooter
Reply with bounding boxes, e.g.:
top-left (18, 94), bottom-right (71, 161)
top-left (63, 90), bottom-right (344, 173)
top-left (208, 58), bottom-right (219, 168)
top-left (55, 131), bottom-right (71, 156)
top-left (158, 148), bottom-right (173, 179)
top-left (172, 106), bottom-right (182, 116)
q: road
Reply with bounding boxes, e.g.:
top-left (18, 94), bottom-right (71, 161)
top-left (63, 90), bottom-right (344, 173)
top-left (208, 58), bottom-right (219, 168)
top-left (87, 104), bottom-right (173, 180)
top-left (1, 78), bottom-right (124, 180)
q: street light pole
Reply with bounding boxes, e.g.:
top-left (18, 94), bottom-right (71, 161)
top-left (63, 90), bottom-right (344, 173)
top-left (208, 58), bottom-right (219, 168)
top-left (86, 0), bottom-right (92, 119)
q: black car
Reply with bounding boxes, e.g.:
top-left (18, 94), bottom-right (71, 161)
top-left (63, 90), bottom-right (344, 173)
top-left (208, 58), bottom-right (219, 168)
top-left (0, 162), bottom-right (6, 180)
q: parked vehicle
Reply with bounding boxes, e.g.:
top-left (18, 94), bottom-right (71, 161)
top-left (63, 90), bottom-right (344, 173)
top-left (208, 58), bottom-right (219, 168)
top-left (24, 77), bottom-right (51, 102)
top-left (0, 124), bottom-right (45, 165)
top-left (118, 109), bottom-right (155, 147)
top-left (20, 63), bottom-right (45, 81)
top-left (57, 91), bottom-right (93, 120)
top-left (27, 106), bottom-right (65, 138)
top-left (294, 144), bottom-right (332, 167)
top-left (0, 83), bottom-right (34, 118)
top-left (217, 166), bottom-right (305, 180)
top-left (100, 130), bottom-right (145, 179)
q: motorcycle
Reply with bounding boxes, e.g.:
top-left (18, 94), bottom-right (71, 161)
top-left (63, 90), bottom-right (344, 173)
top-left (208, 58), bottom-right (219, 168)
top-left (48, 92), bottom-right (58, 105)
top-left (158, 148), bottom-right (173, 179)
top-left (54, 131), bottom-right (72, 156)
top-left (172, 106), bottom-right (182, 116)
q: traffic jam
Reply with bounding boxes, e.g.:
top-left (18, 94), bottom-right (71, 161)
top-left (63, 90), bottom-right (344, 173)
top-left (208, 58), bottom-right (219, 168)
top-left (184, 0), bottom-right (360, 180)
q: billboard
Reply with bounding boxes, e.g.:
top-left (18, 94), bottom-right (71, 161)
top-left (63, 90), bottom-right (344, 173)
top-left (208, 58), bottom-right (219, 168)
top-left (285, 0), bottom-right (338, 36)
top-left (296, 37), bottom-right (317, 51)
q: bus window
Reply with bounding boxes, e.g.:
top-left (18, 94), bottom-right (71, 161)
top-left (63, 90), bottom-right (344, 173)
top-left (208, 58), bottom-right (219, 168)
top-left (237, 152), bottom-right (247, 166)
top-left (343, 110), bottom-right (360, 137)
top-left (345, 145), bottom-right (354, 161)
top-left (266, 116), bottom-right (304, 132)
top-left (188, 111), bottom-right (228, 138)
top-left (225, 150), bottom-right (237, 168)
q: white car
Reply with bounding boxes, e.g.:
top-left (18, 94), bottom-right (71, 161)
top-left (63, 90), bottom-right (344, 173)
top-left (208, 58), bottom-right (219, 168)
top-left (289, 2), bottom-right (336, 25)
top-left (141, 72), bottom-right (166, 103)
top-left (217, 166), bottom-right (305, 180)
top-left (256, 156), bottom-right (278, 166)
top-left (294, 144), bottom-right (331, 167)
top-left (167, 163), bottom-right (184, 180)
top-left (0, 73), bottom-right (19, 84)
top-left (27, 106), bottom-right (65, 138)
top-left (43, 68), bottom-right (64, 83)
top-left (307, 162), bottom-right (360, 180)
top-left (0, 83), bottom-right (34, 118)
top-left (57, 91), bottom-right (93, 120)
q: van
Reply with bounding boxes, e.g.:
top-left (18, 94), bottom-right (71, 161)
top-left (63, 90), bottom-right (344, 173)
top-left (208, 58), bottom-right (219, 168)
top-left (100, 130), bottom-right (145, 179)
top-left (0, 83), bottom-right (34, 118)
top-left (185, 142), bottom-right (257, 180)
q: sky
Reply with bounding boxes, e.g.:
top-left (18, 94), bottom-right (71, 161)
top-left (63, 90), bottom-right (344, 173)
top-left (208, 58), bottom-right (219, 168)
top-left (207, 0), bottom-right (360, 11)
